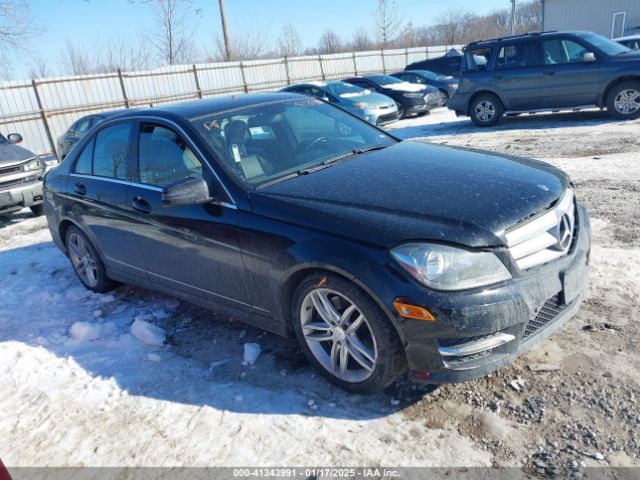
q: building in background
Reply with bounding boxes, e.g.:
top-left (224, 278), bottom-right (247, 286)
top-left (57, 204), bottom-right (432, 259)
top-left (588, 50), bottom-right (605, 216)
top-left (542, 0), bottom-right (640, 38)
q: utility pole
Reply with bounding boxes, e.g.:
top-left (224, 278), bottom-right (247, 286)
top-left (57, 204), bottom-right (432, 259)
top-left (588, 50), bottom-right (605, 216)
top-left (218, 0), bottom-right (233, 61)
top-left (510, 0), bottom-right (516, 35)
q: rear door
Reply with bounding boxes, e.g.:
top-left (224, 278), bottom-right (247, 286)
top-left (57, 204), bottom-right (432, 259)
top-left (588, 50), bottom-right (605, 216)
top-left (124, 121), bottom-right (250, 309)
top-left (67, 121), bottom-right (145, 275)
top-left (491, 41), bottom-right (543, 111)
top-left (541, 37), bottom-right (601, 108)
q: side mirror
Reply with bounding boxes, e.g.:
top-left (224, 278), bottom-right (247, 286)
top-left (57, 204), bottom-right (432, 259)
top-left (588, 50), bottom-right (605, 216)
top-left (7, 133), bottom-right (23, 144)
top-left (161, 177), bottom-right (212, 207)
top-left (582, 52), bottom-right (596, 62)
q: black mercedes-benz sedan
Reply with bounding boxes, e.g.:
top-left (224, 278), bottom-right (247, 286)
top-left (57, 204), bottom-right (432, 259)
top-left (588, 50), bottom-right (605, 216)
top-left (44, 93), bottom-right (590, 393)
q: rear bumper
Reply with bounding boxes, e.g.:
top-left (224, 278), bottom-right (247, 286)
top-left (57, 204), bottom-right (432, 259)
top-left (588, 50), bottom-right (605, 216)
top-left (363, 204), bottom-right (591, 384)
top-left (0, 179), bottom-right (44, 214)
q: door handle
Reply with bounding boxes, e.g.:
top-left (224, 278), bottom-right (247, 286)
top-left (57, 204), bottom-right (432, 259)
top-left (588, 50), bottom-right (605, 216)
top-left (74, 183), bottom-right (86, 195)
top-left (131, 196), bottom-right (151, 214)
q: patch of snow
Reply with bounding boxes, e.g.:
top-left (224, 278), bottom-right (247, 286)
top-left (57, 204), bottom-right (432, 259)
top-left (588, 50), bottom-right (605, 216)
top-left (242, 342), bottom-right (261, 366)
top-left (130, 319), bottom-right (166, 346)
top-left (69, 322), bottom-right (103, 342)
top-left (146, 353), bottom-right (161, 362)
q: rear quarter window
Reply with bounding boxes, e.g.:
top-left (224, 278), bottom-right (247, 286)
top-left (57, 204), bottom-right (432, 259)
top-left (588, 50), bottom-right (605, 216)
top-left (464, 48), bottom-right (492, 71)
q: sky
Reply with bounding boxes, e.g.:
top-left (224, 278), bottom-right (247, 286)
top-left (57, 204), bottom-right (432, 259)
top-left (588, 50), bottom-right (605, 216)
top-left (17, 0), bottom-right (514, 79)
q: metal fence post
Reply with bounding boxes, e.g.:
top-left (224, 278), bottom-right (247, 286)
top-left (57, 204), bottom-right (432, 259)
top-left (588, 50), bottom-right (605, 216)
top-left (381, 50), bottom-right (387, 74)
top-left (31, 79), bottom-right (56, 156)
top-left (239, 61), bottom-right (249, 93)
top-left (318, 55), bottom-right (326, 81)
top-left (405, 47), bottom-right (409, 65)
top-left (192, 65), bottom-right (203, 98)
top-left (117, 69), bottom-right (131, 108)
top-left (352, 52), bottom-right (358, 76)
top-left (283, 57), bottom-right (291, 85)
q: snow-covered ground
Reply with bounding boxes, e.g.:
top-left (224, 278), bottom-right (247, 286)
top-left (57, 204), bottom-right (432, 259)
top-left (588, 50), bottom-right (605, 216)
top-left (1, 108), bottom-right (639, 470)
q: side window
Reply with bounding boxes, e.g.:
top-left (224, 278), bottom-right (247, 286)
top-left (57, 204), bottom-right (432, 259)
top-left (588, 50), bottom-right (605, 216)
top-left (73, 138), bottom-right (94, 174)
top-left (93, 123), bottom-right (132, 180)
top-left (137, 124), bottom-right (202, 187)
top-left (464, 48), bottom-right (492, 71)
top-left (543, 39), bottom-right (588, 65)
top-left (495, 42), bottom-right (539, 69)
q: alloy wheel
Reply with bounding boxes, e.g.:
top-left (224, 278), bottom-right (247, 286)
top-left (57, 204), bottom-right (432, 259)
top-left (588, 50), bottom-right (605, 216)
top-left (475, 100), bottom-right (496, 122)
top-left (300, 288), bottom-right (378, 383)
top-left (68, 233), bottom-right (99, 287)
top-left (614, 89), bottom-right (640, 115)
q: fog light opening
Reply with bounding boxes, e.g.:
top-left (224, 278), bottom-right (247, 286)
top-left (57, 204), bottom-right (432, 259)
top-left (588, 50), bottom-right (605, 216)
top-left (393, 300), bottom-right (435, 321)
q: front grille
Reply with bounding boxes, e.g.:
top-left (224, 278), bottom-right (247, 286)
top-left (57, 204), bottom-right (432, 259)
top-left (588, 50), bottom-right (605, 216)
top-left (524, 293), bottom-right (569, 339)
top-left (0, 164), bottom-right (21, 176)
top-left (505, 189), bottom-right (577, 270)
top-left (377, 112), bottom-right (399, 125)
top-left (0, 174), bottom-right (39, 189)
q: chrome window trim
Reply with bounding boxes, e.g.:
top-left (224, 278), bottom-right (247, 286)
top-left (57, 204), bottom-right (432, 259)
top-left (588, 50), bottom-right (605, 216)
top-left (85, 115), bottom-right (237, 206)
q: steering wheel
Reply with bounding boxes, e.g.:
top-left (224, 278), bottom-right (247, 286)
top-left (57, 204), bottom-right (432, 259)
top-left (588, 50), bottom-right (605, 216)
top-left (307, 136), bottom-right (330, 150)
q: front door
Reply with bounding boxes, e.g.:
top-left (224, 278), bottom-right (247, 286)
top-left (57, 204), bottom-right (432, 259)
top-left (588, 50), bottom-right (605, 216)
top-left (541, 38), bottom-right (601, 108)
top-left (124, 122), bottom-right (250, 309)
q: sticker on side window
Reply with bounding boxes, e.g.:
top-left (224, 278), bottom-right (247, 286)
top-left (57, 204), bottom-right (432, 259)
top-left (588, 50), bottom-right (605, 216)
top-left (203, 119), bottom-right (220, 131)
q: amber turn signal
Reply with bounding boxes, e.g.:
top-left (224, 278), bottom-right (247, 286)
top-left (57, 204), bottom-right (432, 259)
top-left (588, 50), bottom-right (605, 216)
top-left (393, 301), bottom-right (435, 321)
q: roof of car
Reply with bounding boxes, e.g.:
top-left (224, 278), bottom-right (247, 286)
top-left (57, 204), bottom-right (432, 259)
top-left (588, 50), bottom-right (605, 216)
top-left (100, 92), bottom-right (307, 121)
top-left (467, 31), bottom-right (591, 48)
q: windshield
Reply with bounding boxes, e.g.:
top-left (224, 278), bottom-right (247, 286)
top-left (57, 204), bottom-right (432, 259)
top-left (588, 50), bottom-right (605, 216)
top-left (325, 82), bottom-right (368, 98)
top-left (417, 70), bottom-right (439, 80)
top-left (578, 32), bottom-right (631, 56)
top-left (190, 98), bottom-right (395, 187)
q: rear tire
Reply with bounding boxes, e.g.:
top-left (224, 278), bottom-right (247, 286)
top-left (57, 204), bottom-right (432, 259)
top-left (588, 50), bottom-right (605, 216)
top-left (469, 93), bottom-right (504, 127)
top-left (29, 204), bottom-right (44, 217)
top-left (606, 81), bottom-right (640, 120)
top-left (65, 226), bottom-right (117, 293)
top-left (291, 273), bottom-right (406, 394)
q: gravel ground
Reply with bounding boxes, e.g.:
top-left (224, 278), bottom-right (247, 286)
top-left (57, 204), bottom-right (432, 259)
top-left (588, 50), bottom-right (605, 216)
top-left (1, 107), bottom-right (638, 472)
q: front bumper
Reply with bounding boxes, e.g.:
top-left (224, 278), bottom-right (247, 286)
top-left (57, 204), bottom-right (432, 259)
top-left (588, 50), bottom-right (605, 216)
top-left (365, 203), bottom-right (591, 383)
top-left (0, 177), bottom-right (44, 214)
top-left (448, 91), bottom-right (471, 115)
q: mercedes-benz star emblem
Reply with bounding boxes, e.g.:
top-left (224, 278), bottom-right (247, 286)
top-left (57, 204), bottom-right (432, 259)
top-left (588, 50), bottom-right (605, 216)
top-left (556, 214), bottom-right (573, 252)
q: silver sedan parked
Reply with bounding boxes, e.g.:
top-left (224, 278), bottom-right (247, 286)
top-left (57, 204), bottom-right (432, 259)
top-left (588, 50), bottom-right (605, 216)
top-left (281, 81), bottom-right (400, 126)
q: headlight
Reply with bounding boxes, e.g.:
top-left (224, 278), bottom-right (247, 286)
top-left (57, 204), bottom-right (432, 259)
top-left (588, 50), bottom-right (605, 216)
top-left (22, 159), bottom-right (42, 172)
top-left (391, 243), bottom-right (511, 291)
top-left (402, 92), bottom-right (423, 98)
top-left (448, 83), bottom-right (458, 89)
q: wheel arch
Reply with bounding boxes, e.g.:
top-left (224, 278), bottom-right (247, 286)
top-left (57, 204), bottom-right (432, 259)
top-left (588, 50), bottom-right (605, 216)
top-left (469, 89), bottom-right (505, 112)
top-left (601, 76), bottom-right (640, 107)
top-left (58, 218), bottom-right (108, 265)
top-left (278, 264), bottom-right (408, 347)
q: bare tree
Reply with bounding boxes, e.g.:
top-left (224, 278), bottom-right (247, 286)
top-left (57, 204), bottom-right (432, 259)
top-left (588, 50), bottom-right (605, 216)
top-left (94, 36), bottom-right (154, 72)
top-left (278, 23), bottom-right (303, 57)
top-left (212, 24), bottom-right (270, 61)
top-left (317, 29), bottom-right (342, 54)
top-left (397, 22), bottom-right (422, 48)
top-left (0, 0), bottom-right (35, 53)
top-left (60, 40), bottom-right (93, 75)
top-left (28, 56), bottom-right (50, 78)
top-left (145, 0), bottom-right (197, 65)
top-left (350, 28), bottom-right (373, 52)
top-left (373, 0), bottom-right (402, 48)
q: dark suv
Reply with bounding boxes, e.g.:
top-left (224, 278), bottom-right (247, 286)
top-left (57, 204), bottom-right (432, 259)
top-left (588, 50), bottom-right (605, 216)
top-left (44, 93), bottom-right (590, 393)
top-left (449, 31), bottom-right (640, 126)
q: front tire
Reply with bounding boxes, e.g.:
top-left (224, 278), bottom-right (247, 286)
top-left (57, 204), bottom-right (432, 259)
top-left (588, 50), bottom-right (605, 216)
top-left (29, 204), bottom-right (44, 217)
top-left (469, 93), bottom-right (504, 127)
top-left (291, 273), bottom-right (406, 394)
top-left (395, 101), bottom-right (406, 119)
top-left (65, 226), bottom-right (116, 293)
top-left (606, 81), bottom-right (640, 120)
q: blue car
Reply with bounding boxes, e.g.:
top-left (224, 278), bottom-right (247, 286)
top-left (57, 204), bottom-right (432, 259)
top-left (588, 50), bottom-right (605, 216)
top-left (392, 70), bottom-right (459, 107)
top-left (281, 81), bottom-right (400, 126)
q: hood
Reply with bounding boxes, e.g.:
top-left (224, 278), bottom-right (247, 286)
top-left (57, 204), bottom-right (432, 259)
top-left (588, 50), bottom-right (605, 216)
top-left (612, 50), bottom-right (640, 61)
top-left (381, 82), bottom-right (426, 92)
top-left (0, 142), bottom-right (37, 167)
top-left (249, 141), bottom-right (569, 249)
top-left (343, 92), bottom-right (395, 109)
